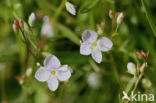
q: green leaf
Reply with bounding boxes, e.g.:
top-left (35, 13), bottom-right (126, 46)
top-left (78, 0), bottom-right (100, 13)
top-left (141, 0), bottom-right (156, 37)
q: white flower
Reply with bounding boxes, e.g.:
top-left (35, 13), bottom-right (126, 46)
top-left (127, 62), bottom-right (136, 75)
top-left (40, 16), bottom-right (53, 37)
top-left (65, 2), bottom-right (76, 15)
top-left (117, 12), bottom-right (124, 24)
top-left (87, 72), bottom-right (101, 89)
top-left (80, 30), bottom-right (113, 63)
top-left (28, 12), bottom-right (36, 27)
top-left (35, 55), bottom-right (72, 91)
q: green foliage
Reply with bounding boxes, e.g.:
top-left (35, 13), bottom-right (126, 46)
top-left (0, 0), bottom-right (156, 103)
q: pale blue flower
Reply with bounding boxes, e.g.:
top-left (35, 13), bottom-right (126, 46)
top-left (80, 30), bottom-right (113, 63)
top-left (35, 55), bottom-right (71, 91)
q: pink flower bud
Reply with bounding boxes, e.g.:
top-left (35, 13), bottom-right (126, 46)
top-left (19, 20), bottom-right (24, 28)
top-left (14, 19), bottom-right (19, 26)
top-left (109, 10), bottom-right (114, 19)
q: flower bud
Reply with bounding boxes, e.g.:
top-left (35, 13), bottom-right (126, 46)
top-left (19, 20), bottom-right (24, 28)
top-left (117, 12), bottom-right (124, 24)
top-left (127, 62), bottom-right (136, 75)
top-left (109, 10), bottom-right (114, 19)
top-left (26, 68), bottom-right (32, 77)
top-left (87, 72), bottom-right (101, 89)
top-left (28, 12), bottom-right (36, 27)
top-left (14, 19), bottom-right (19, 26)
top-left (65, 2), bottom-right (76, 15)
top-left (142, 78), bottom-right (152, 89)
top-left (16, 75), bottom-right (25, 85)
top-left (36, 62), bottom-right (40, 67)
top-left (13, 24), bottom-right (18, 32)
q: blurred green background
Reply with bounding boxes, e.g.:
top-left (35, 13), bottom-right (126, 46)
top-left (0, 0), bottom-right (156, 103)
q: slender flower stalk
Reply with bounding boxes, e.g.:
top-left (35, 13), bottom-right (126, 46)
top-left (18, 26), bottom-right (38, 61)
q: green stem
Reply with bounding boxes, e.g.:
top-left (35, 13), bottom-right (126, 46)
top-left (125, 76), bottom-right (137, 94)
top-left (54, 0), bottom-right (67, 20)
top-left (141, 0), bottom-right (156, 37)
top-left (115, 24), bottom-right (119, 33)
top-left (19, 27), bottom-right (38, 61)
top-left (89, 11), bottom-right (95, 30)
top-left (126, 73), bottom-right (144, 103)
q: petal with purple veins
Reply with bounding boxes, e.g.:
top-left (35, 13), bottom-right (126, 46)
top-left (35, 67), bottom-right (50, 82)
top-left (44, 55), bottom-right (61, 68)
top-left (97, 37), bottom-right (113, 52)
top-left (82, 30), bottom-right (98, 43)
top-left (48, 76), bottom-right (59, 91)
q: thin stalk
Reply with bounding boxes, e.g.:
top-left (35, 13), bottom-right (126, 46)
top-left (19, 27), bottom-right (38, 61)
top-left (126, 73), bottom-right (144, 103)
top-left (141, 0), bottom-right (156, 37)
top-left (115, 24), bottom-right (119, 33)
top-left (54, 0), bottom-right (67, 20)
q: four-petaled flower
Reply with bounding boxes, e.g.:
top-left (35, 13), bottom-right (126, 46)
top-left (80, 30), bottom-right (113, 63)
top-left (35, 55), bottom-right (71, 91)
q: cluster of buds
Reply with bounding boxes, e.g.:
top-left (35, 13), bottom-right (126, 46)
top-left (97, 19), bottom-right (106, 34)
top-left (109, 10), bottom-right (124, 24)
top-left (13, 19), bottom-right (24, 32)
top-left (127, 50), bottom-right (148, 76)
top-left (13, 13), bottom-right (36, 32)
top-left (136, 50), bottom-right (148, 62)
top-left (136, 50), bottom-right (148, 73)
top-left (16, 68), bottom-right (33, 85)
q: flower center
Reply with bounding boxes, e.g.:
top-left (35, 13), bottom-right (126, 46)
top-left (51, 70), bottom-right (56, 75)
top-left (92, 41), bottom-right (97, 47)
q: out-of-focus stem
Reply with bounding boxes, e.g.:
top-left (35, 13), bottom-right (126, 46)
top-left (54, 0), bottom-right (67, 20)
top-left (125, 76), bottom-right (137, 94)
top-left (115, 24), bottom-right (119, 33)
top-left (126, 73), bottom-right (144, 103)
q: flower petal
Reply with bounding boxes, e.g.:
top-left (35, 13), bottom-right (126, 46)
top-left (97, 37), bottom-right (113, 51)
top-left (44, 55), bottom-right (61, 68)
top-left (65, 2), bottom-right (76, 15)
top-left (82, 30), bottom-right (97, 43)
top-left (80, 43), bottom-right (91, 55)
top-left (56, 65), bottom-right (71, 81)
top-left (35, 67), bottom-right (50, 82)
top-left (127, 62), bottom-right (136, 75)
top-left (41, 16), bottom-right (53, 37)
top-left (91, 49), bottom-right (102, 63)
top-left (48, 76), bottom-right (59, 91)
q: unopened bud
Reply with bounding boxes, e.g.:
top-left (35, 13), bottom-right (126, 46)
top-left (97, 25), bottom-right (103, 34)
top-left (109, 10), bottom-right (114, 19)
top-left (65, 2), bottom-right (76, 15)
top-left (36, 62), bottom-right (40, 67)
top-left (141, 50), bottom-right (148, 59)
top-left (26, 68), bottom-right (32, 77)
top-left (142, 78), bottom-right (152, 89)
top-left (117, 12), bottom-right (124, 24)
top-left (127, 62), bottom-right (136, 75)
top-left (139, 62), bottom-right (147, 73)
top-left (13, 24), bottom-right (18, 32)
top-left (28, 12), bottom-right (36, 27)
top-left (16, 75), bottom-right (25, 85)
top-left (14, 19), bottom-right (19, 26)
top-left (19, 20), bottom-right (24, 28)
top-left (136, 51), bottom-right (143, 59)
